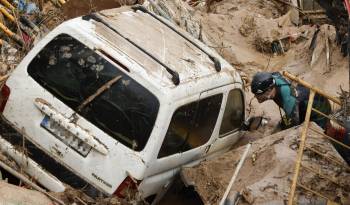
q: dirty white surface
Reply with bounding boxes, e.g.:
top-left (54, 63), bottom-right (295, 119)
top-left (97, 8), bottom-right (229, 87)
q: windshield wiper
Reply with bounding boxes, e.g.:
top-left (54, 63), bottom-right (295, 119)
top-left (77, 75), bottom-right (122, 111)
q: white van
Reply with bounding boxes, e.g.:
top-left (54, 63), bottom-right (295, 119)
top-left (0, 6), bottom-right (245, 204)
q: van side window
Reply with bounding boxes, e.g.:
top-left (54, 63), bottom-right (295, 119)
top-left (27, 34), bottom-right (159, 151)
top-left (219, 89), bottom-right (244, 137)
top-left (158, 94), bottom-right (223, 158)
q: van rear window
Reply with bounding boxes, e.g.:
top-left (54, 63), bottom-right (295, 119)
top-left (28, 34), bottom-right (159, 151)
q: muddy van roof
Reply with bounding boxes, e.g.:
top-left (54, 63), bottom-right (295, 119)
top-left (79, 7), bottom-right (240, 92)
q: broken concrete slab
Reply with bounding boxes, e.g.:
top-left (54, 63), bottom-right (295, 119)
top-left (0, 181), bottom-right (53, 205)
top-left (181, 123), bottom-right (350, 205)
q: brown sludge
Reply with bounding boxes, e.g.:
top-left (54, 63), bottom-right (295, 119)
top-left (181, 123), bottom-right (350, 205)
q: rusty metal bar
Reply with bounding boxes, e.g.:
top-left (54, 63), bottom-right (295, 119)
top-left (282, 71), bottom-right (341, 105)
top-left (288, 91), bottom-right (315, 205)
top-left (309, 126), bottom-right (350, 150)
top-left (300, 164), bottom-right (341, 186)
top-left (312, 108), bottom-right (343, 125)
top-left (297, 183), bottom-right (334, 202)
top-left (304, 145), bottom-right (350, 171)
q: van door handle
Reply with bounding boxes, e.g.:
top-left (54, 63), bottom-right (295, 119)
top-left (34, 98), bottom-right (109, 155)
top-left (204, 144), bottom-right (211, 153)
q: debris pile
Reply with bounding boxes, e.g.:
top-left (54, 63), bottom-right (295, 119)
top-left (181, 123), bottom-right (350, 205)
top-left (61, 0), bottom-right (144, 19)
top-left (147, 0), bottom-right (348, 98)
top-left (0, 0), bottom-right (65, 82)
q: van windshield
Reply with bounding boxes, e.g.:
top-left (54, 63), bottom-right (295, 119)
top-left (27, 34), bottom-right (160, 151)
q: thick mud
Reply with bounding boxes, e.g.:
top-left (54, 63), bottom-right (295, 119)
top-left (62, 0), bottom-right (144, 19)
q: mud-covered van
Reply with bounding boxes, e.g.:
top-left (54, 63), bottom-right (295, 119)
top-left (0, 6), bottom-right (245, 204)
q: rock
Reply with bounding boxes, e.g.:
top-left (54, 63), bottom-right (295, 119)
top-left (241, 188), bottom-right (255, 204)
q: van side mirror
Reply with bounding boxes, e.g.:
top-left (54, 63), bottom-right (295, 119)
top-left (242, 116), bottom-right (267, 131)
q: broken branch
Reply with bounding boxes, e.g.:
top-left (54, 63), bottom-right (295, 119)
top-left (77, 75), bottom-right (122, 111)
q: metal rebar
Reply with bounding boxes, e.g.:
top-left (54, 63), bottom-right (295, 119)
top-left (282, 71), bottom-right (341, 105)
top-left (304, 145), bottom-right (350, 171)
top-left (300, 164), bottom-right (341, 186)
top-left (297, 183), bottom-right (331, 201)
top-left (309, 126), bottom-right (350, 150)
top-left (288, 91), bottom-right (315, 205)
top-left (312, 108), bottom-right (343, 126)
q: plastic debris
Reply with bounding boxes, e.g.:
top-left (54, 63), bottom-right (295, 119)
top-left (14, 0), bottom-right (39, 14)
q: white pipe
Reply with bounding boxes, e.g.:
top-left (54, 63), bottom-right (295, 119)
top-left (0, 159), bottom-right (66, 205)
top-left (0, 137), bottom-right (66, 192)
top-left (219, 143), bottom-right (252, 205)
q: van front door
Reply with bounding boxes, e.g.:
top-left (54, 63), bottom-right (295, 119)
top-left (207, 86), bottom-right (245, 155)
top-left (140, 89), bottom-right (224, 197)
top-left (152, 87), bottom-right (226, 172)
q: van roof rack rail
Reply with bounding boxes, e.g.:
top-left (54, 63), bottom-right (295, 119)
top-left (131, 5), bottom-right (221, 72)
top-left (82, 13), bottom-right (180, 86)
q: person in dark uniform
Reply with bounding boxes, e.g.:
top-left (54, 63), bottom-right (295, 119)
top-left (250, 72), bottom-right (331, 129)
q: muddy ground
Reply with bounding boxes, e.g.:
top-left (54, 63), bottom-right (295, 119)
top-left (182, 123), bottom-right (350, 204)
top-left (62, 0), bottom-right (144, 19)
top-left (146, 0), bottom-right (348, 133)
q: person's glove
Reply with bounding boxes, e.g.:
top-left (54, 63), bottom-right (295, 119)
top-left (242, 116), bottom-right (267, 131)
top-left (280, 115), bottom-right (293, 129)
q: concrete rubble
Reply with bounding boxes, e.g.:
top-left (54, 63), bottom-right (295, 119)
top-left (181, 123), bottom-right (350, 204)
